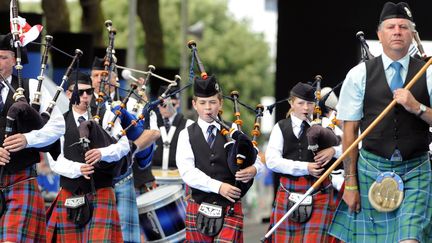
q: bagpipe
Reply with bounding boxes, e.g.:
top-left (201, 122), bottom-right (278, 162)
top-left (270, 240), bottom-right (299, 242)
top-left (306, 75), bottom-right (341, 154)
top-left (261, 46), bottom-right (432, 243)
top-left (93, 20), bottom-right (117, 123)
top-left (68, 20), bottom-right (140, 179)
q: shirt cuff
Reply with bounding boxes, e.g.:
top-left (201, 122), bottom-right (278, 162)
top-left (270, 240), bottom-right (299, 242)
top-left (73, 162), bottom-right (84, 177)
top-left (298, 162), bottom-right (310, 175)
top-left (209, 179), bottom-right (223, 194)
top-left (98, 147), bottom-right (113, 163)
top-left (23, 132), bottom-right (36, 148)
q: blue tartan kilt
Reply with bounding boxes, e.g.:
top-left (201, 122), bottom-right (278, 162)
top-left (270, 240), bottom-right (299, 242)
top-left (329, 149), bottom-right (432, 243)
top-left (114, 175), bottom-right (141, 243)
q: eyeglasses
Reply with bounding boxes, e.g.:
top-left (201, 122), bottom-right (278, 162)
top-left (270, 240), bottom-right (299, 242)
top-left (69, 88), bottom-right (94, 96)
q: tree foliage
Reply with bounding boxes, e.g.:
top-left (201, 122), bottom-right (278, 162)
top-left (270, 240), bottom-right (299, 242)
top-left (159, 0), bottom-right (274, 135)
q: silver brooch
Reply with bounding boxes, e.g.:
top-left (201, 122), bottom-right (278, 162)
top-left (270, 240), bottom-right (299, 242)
top-left (404, 7), bottom-right (412, 18)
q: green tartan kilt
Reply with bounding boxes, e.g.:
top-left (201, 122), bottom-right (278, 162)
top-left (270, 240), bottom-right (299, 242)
top-left (329, 149), bottom-right (432, 243)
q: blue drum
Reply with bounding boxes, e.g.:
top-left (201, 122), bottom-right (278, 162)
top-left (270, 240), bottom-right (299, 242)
top-left (136, 184), bottom-right (186, 242)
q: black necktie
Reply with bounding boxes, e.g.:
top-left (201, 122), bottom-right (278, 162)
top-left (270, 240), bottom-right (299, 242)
top-left (0, 82), bottom-right (4, 113)
top-left (299, 121), bottom-right (309, 138)
top-left (78, 116), bottom-right (86, 124)
top-left (163, 117), bottom-right (171, 132)
top-left (207, 125), bottom-right (216, 148)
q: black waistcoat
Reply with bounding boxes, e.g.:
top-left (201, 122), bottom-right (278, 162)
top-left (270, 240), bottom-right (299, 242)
top-left (188, 123), bottom-right (235, 207)
top-left (0, 76), bottom-right (40, 173)
top-left (278, 118), bottom-right (315, 178)
top-left (361, 56), bottom-right (429, 159)
top-left (60, 110), bottom-right (116, 194)
top-left (152, 113), bottom-right (188, 168)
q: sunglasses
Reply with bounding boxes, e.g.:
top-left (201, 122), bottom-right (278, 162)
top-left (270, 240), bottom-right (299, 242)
top-left (69, 88), bottom-right (94, 96)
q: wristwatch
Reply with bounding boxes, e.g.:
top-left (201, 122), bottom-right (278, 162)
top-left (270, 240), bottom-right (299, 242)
top-left (416, 104), bottom-right (427, 117)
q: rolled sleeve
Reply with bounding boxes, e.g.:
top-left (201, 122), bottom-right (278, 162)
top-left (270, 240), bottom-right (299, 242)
top-left (336, 63), bottom-right (366, 121)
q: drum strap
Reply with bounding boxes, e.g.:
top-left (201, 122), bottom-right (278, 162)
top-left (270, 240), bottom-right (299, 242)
top-left (160, 126), bottom-right (177, 170)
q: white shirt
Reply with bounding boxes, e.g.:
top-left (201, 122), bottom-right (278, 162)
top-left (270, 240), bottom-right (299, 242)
top-left (176, 118), bottom-right (264, 194)
top-left (47, 108), bottom-right (130, 179)
top-left (265, 114), bottom-right (311, 176)
top-left (1, 76), bottom-right (65, 148)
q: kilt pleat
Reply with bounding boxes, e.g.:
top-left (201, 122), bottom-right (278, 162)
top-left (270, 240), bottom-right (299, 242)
top-left (185, 199), bottom-right (243, 243)
top-left (329, 149), bottom-right (432, 243)
top-left (0, 167), bottom-right (46, 243)
top-left (114, 176), bottom-right (141, 243)
top-left (46, 187), bottom-right (123, 243)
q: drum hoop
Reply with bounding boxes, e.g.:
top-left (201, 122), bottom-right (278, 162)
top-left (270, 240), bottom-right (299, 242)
top-left (144, 229), bottom-right (186, 243)
top-left (368, 171), bottom-right (404, 212)
top-left (137, 186), bottom-right (184, 213)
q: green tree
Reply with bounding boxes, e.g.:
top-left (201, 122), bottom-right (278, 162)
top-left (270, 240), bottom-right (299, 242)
top-left (160, 0), bottom-right (273, 136)
top-left (79, 0), bottom-right (105, 47)
top-left (42, 0), bottom-right (71, 33)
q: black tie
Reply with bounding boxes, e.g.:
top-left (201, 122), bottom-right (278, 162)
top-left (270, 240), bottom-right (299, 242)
top-left (78, 116), bottom-right (86, 124)
top-left (163, 117), bottom-right (171, 132)
top-left (207, 125), bottom-right (216, 148)
top-left (0, 82), bottom-right (4, 113)
top-left (299, 121), bottom-right (309, 138)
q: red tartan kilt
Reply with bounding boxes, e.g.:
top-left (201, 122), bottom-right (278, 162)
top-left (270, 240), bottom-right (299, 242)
top-left (268, 176), bottom-right (340, 243)
top-left (0, 168), bottom-right (46, 242)
top-left (46, 187), bottom-right (123, 243)
top-left (185, 199), bottom-right (244, 243)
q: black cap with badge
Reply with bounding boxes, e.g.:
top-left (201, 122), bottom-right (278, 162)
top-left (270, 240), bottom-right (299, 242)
top-left (193, 75), bottom-right (220, 97)
top-left (0, 33), bottom-right (29, 64)
top-left (379, 2), bottom-right (413, 24)
top-left (290, 82), bottom-right (315, 102)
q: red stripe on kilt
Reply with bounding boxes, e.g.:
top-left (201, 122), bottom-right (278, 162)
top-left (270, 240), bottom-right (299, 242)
top-left (0, 169), bottom-right (46, 242)
top-left (267, 176), bottom-right (340, 243)
top-left (185, 199), bottom-right (243, 243)
top-left (46, 187), bottom-right (123, 243)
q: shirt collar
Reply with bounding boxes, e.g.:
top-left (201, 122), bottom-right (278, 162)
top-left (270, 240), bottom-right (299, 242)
top-left (382, 52), bottom-right (410, 71)
top-left (72, 108), bottom-right (88, 121)
top-left (197, 117), bottom-right (220, 132)
top-left (168, 112), bottom-right (177, 124)
top-left (290, 113), bottom-right (309, 127)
